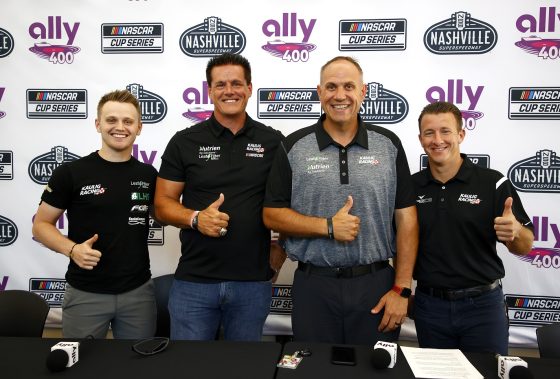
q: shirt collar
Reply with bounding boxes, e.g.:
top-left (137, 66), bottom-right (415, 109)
top-left (420, 153), bottom-right (474, 185)
top-left (314, 114), bottom-right (369, 151)
top-left (208, 113), bottom-right (255, 139)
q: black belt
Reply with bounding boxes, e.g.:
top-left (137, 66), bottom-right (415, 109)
top-left (417, 280), bottom-right (500, 300)
top-left (297, 261), bottom-right (389, 279)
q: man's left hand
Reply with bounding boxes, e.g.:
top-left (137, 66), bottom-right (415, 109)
top-left (371, 290), bottom-right (408, 332)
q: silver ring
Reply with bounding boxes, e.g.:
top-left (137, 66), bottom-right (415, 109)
top-left (219, 227), bottom-right (227, 237)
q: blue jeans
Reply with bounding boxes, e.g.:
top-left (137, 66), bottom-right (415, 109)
top-left (168, 279), bottom-right (271, 341)
top-left (414, 286), bottom-right (509, 355)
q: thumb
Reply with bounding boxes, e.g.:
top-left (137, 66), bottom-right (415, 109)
top-left (84, 233), bottom-right (98, 246)
top-left (209, 193), bottom-right (225, 209)
top-left (340, 195), bottom-right (353, 213)
top-left (502, 197), bottom-right (514, 217)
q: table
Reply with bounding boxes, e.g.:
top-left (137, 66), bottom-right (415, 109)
top-left (0, 337), bottom-right (282, 379)
top-left (275, 341), bottom-right (560, 379)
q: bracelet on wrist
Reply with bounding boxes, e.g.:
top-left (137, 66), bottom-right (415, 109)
top-left (327, 217), bottom-right (334, 239)
top-left (68, 243), bottom-right (78, 259)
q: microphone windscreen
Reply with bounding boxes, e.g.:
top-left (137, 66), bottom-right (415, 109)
top-left (509, 365), bottom-right (534, 379)
top-left (46, 349), bottom-right (69, 372)
top-left (372, 348), bottom-right (392, 369)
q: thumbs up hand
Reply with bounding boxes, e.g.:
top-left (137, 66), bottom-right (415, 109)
top-left (71, 234), bottom-right (102, 270)
top-left (494, 197), bottom-right (521, 242)
top-left (198, 193), bottom-right (230, 237)
top-left (331, 195), bottom-right (360, 242)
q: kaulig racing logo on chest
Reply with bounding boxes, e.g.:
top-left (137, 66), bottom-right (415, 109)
top-left (27, 89), bottom-right (87, 119)
top-left (101, 23), bottom-right (164, 53)
top-left (127, 83), bottom-right (167, 124)
top-left (515, 7), bottom-right (560, 60)
top-left (28, 16), bottom-right (80, 64)
top-left (339, 18), bottom-right (407, 51)
top-left (180, 16), bottom-right (245, 57)
top-left (28, 146), bottom-right (80, 185)
top-left (508, 87), bottom-right (560, 120)
top-left (360, 82), bottom-right (408, 124)
top-left (257, 88), bottom-right (320, 119)
top-left (424, 11), bottom-right (497, 54)
top-left (0, 215), bottom-right (18, 246)
top-left (30, 278), bottom-right (66, 307)
top-left (508, 149), bottom-right (560, 193)
top-left (0, 28), bottom-right (15, 58)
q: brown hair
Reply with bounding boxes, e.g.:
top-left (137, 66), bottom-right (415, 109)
top-left (97, 90), bottom-right (141, 119)
top-left (418, 101), bottom-right (463, 131)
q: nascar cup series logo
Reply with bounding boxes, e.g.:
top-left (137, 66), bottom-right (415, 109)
top-left (262, 12), bottom-right (316, 62)
top-left (420, 154), bottom-right (489, 171)
top-left (515, 7), bottom-right (560, 60)
top-left (0, 150), bottom-right (13, 180)
top-left (182, 82), bottom-right (213, 123)
top-left (0, 28), bottom-right (15, 58)
top-left (180, 16), bottom-right (245, 57)
top-left (101, 23), bottom-right (164, 53)
top-left (424, 11), bottom-right (497, 54)
top-left (27, 89), bottom-right (87, 119)
top-left (28, 16), bottom-right (80, 64)
top-left (506, 295), bottom-right (560, 327)
top-left (509, 87), bottom-right (560, 120)
top-left (127, 83), bottom-right (167, 124)
top-left (148, 216), bottom-right (164, 245)
top-left (28, 146), bottom-right (80, 185)
top-left (257, 88), bottom-right (320, 119)
top-left (339, 19), bottom-right (407, 51)
top-left (0, 215), bottom-right (18, 247)
top-left (270, 285), bottom-right (292, 315)
top-left (30, 278), bottom-right (66, 307)
top-left (0, 87), bottom-right (5, 119)
top-left (360, 82), bottom-right (408, 124)
top-left (508, 149), bottom-right (560, 193)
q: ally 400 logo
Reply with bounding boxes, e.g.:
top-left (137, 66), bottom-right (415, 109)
top-left (28, 16), bottom-right (80, 64)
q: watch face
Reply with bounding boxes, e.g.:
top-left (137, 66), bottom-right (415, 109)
top-left (401, 288), bottom-right (412, 298)
top-left (192, 214), bottom-right (199, 230)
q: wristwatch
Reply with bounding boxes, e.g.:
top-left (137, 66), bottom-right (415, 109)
top-left (391, 285), bottom-right (412, 298)
top-left (191, 212), bottom-right (199, 231)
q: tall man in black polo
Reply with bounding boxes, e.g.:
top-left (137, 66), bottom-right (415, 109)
top-left (154, 53), bottom-right (285, 341)
top-left (412, 101), bottom-right (534, 355)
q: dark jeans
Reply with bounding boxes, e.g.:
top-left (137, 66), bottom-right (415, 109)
top-left (291, 265), bottom-right (398, 345)
top-left (414, 286), bottom-right (509, 355)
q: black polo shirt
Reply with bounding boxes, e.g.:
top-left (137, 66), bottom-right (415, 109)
top-left (158, 114), bottom-right (283, 282)
top-left (412, 154), bottom-right (533, 288)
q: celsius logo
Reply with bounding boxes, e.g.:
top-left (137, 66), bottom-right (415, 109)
top-left (426, 79), bottom-right (484, 130)
top-left (360, 82), bottom-right (408, 124)
top-left (0, 215), bottom-right (18, 247)
top-left (127, 83), bottom-right (167, 124)
top-left (339, 19), bottom-right (407, 51)
top-left (424, 11), bottom-right (497, 54)
top-left (270, 285), bottom-right (292, 315)
top-left (507, 149), bottom-right (560, 193)
top-left (257, 88), bottom-right (320, 119)
top-left (509, 87), bottom-right (560, 120)
top-left (515, 7), bottom-right (560, 60)
top-left (0, 150), bottom-right (14, 180)
top-left (148, 216), bottom-right (165, 245)
top-left (101, 23), bottom-right (164, 54)
top-left (28, 16), bottom-right (80, 64)
top-left (26, 89), bottom-right (87, 119)
top-left (262, 12), bottom-right (317, 63)
top-left (180, 16), bottom-right (245, 57)
top-left (0, 28), bottom-right (15, 58)
top-left (182, 82), bottom-right (213, 123)
top-left (30, 278), bottom-right (66, 307)
top-left (420, 153), bottom-right (489, 171)
top-left (28, 146), bottom-right (80, 185)
top-left (0, 87), bottom-right (5, 119)
top-left (505, 294), bottom-right (560, 326)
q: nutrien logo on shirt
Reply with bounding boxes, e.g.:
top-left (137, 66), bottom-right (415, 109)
top-left (424, 11), bottom-right (497, 54)
top-left (28, 16), bottom-right (80, 64)
top-left (180, 16), bottom-right (245, 57)
top-left (515, 6), bottom-right (560, 60)
top-left (199, 145), bottom-right (221, 161)
top-left (508, 149), bottom-right (560, 193)
top-left (339, 19), bottom-right (407, 51)
top-left (127, 83), bottom-right (167, 124)
top-left (360, 82), bottom-right (408, 124)
top-left (28, 146), bottom-right (80, 185)
top-left (101, 23), bottom-right (164, 54)
top-left (458, 193), bottom-right (481, 205)
top-left (261, 12), bottom-right (317, 63)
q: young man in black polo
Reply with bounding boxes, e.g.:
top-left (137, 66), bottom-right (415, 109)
top-left (412, 101), bottom-right (534, 355)
top-left (154, 53), bottom-right (285, 341)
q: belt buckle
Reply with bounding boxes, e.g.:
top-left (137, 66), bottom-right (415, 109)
top-left (334, 267), bottom-right (343, 278)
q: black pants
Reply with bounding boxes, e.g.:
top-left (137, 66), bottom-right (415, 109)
top-left (291, 265), bottom-right (399, 345)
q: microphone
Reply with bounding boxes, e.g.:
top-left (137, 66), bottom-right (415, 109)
top-left (46, 341), bottom-right (80, 372)
top-left (496, 354), bottom-right (534, 379)
top-left (372, 341), bottom-right (397, 369)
